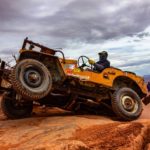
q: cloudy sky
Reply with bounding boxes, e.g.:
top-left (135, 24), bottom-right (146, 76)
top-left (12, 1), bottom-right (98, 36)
top-left (0, 0), bottom-right (150, 75)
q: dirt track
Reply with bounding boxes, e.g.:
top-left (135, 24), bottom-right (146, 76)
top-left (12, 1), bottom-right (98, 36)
top-left (0, 105), bottom-right (150, 150)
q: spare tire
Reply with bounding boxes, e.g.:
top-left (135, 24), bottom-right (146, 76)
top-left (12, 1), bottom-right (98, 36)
top-left (11, 59), bottom-right (52, 100)
top-left (112, 87), bottom-right (142, 121)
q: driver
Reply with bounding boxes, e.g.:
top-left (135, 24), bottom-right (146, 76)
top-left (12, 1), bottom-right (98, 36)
top-left (88, 51), bottom-right (110, 72)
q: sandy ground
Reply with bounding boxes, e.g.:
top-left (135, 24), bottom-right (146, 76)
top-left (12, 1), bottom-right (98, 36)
top-left (0, 104), bottom-right (150, 150)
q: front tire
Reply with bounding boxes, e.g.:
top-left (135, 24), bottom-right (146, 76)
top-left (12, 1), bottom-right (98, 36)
top-left (11, 59), bottom-right (52, 100)
top-left (1, 93), bottom-right (33, 119)
top-left (112, 87), bottom-right (142, 121)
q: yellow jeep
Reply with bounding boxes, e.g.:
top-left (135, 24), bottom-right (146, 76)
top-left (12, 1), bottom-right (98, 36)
top-left (0, 38), bottom-right (147, 120)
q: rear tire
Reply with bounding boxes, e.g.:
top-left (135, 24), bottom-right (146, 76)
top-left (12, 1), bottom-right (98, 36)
top-left (112, 87), bottom-right (142, 121)
top-left (11, 59), bottom-right (52, 100)
top-left (1, 93), bottom-right (33, 119)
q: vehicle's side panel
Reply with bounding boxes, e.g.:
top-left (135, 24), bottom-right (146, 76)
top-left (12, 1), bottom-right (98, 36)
top-left (63, 66), bottom-right (147, 95)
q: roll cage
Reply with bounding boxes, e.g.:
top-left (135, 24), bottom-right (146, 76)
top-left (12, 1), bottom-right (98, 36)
top-left (21, 37), bottom-right (66, 63)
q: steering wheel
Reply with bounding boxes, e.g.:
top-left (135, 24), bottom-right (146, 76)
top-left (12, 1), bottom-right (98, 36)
top-left (77, 56), bottom-right (93, 70)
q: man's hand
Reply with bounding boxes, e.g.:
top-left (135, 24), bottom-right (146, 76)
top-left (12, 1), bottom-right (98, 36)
top-left (88, 59), bottom-right (95, 65)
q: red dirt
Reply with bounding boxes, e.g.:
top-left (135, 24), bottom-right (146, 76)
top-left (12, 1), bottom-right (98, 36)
top-left (0, 104), bottom-right (150, 149)
top-left (141, 104), bottom-right (150, 119)
top-left (71, 122), bottom-right (145, 150)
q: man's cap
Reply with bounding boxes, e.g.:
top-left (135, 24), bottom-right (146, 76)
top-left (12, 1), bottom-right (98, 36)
top-left (98, 51), bottom-right (108, 56)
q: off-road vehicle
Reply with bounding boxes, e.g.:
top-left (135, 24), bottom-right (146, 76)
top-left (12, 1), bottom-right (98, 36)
top-left (0, 38), bottom-right (148, 120)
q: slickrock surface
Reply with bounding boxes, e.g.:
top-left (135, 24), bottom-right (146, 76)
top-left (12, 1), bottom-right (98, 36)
top-left (0, 105), bottom-right (150, 150)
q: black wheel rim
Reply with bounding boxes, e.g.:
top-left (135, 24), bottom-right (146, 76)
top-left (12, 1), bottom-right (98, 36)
top-left (24, 67), bottom-right (42, 88)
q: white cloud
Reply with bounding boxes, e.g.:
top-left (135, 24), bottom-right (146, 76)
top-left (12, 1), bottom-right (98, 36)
top-left (23, 0), bottom-right (75, 18)
top-left (63, 26), bottom-right (150, 75)
top-left (0, 0), bottom-right (150, 76)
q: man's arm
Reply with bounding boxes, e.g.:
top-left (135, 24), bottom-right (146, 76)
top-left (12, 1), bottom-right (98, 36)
top-left (94, 63), bottom-right (104, 71)
top-left (94, 60), bottom-right (110, 72)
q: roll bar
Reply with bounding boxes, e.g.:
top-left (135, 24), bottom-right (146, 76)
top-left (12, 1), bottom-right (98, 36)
top-left (22, 37), bottom-right (66, 63)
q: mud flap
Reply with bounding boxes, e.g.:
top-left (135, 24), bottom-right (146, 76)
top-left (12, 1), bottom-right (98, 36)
top-left (142, 95), bottom-right (150, 105)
